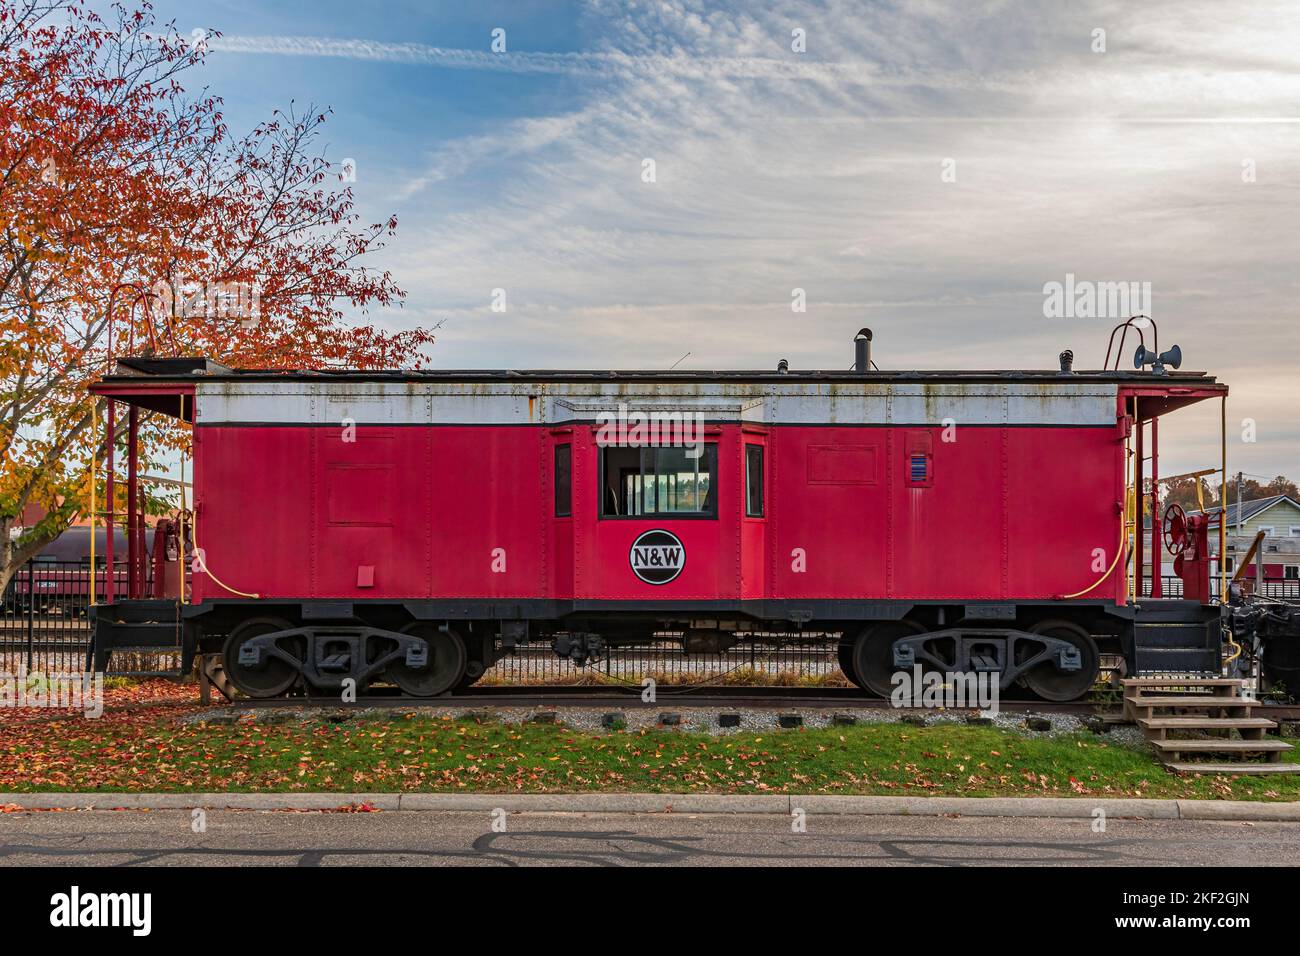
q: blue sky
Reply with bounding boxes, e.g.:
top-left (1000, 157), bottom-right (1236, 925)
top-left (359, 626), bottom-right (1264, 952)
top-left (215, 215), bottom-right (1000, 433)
top-left (142, 0), bottom-right (1300, 481)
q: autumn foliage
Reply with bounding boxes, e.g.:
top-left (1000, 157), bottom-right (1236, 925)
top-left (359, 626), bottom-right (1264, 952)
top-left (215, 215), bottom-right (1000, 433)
top-left (0, 0), bottom-right (433, 587)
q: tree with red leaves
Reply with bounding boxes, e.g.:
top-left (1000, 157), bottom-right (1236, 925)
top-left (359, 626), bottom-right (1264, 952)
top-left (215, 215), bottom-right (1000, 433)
top-left (0, 0), bottom-right (432, 589)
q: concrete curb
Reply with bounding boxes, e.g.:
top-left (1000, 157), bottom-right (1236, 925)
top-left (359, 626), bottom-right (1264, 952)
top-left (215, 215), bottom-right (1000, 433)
top-left (5, 792), bottom-right (1300, 820)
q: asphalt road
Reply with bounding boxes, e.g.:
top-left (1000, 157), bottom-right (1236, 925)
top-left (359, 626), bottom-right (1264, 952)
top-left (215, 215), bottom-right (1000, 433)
top-left (3, 810), bottom-right (1299, 866)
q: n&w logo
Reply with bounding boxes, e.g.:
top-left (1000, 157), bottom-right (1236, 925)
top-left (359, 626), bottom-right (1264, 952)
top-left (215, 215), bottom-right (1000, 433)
top-left (629, 530), bottom-right (686, 585)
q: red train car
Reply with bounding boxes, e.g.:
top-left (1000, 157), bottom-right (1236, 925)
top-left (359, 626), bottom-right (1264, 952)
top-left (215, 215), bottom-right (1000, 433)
top-left (89, 332), bottom-right (1229, 700)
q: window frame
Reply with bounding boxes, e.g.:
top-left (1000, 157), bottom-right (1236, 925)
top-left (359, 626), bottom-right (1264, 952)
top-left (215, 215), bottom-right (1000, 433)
top-left (745, 443), bottom-right (765, 518)
top-left (598, 443), bottom-right (719, 520)
top-left (554, 443), bottom-right (572, 518)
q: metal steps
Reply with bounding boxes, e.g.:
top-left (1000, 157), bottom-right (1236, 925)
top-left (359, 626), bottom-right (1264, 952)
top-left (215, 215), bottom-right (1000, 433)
top-left (88, 600), bottom-right (187, 675)
top-left (1130, 604), bottom-right (1221, 675)
top-left (1122, 678), bottom-right (1300, 775)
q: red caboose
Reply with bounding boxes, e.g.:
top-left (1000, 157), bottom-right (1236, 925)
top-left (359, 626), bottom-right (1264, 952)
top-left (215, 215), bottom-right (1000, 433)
top-left (89, 331), bottom-right (1229, 700)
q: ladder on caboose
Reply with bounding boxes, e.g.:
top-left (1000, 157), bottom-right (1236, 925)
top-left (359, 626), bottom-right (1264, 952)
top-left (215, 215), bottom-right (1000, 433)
top-left (1123, 678), bottom-right (1300, 775)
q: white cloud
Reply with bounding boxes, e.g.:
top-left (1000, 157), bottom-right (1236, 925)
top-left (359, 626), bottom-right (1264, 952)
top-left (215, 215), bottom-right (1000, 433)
top-left (238, 0), bottom-right (1300, 476)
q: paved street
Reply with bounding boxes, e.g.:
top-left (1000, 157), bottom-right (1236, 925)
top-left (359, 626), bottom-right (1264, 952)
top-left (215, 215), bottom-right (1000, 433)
top-left (3, 810), bottom-right (1299, 866)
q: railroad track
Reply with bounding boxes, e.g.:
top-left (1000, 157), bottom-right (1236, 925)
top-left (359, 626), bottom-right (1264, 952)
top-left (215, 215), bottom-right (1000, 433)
top-left (217, 684), bottom-right (1300, 720)
top-left (227, 684), bottom-right (1116, 714)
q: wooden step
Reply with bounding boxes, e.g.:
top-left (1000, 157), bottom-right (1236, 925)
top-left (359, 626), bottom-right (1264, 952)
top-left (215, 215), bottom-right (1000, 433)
top-left (1126, 696), bottom-right (1257, 708)
top-left (1139, 717), bottom-right (1277, 730)
top-left (1165, 762), bottom-right (1300, 776)
top-left (1151, 739), bottom-right (1293, 753)
top-left (1126, 678), bottom-right (1298, 773)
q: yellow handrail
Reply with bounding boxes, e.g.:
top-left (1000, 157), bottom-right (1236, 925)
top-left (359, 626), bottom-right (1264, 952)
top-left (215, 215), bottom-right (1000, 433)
top-left (190, 499), bottom-right (260, 600)
top-left (1061, 519), bottom-right (1128, 599)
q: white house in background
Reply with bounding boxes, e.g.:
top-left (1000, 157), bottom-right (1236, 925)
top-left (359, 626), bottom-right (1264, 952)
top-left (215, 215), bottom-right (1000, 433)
top-left (1193, 495), bottom-right (1300, 582)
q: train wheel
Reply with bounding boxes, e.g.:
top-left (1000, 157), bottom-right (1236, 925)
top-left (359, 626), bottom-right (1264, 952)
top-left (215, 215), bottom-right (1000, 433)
top-left (1022, 621), bottom-right (1099, 702)
top-left (389, 623), bottom-right (466, 697)
top-left (222, 617), bottom-right (301, 699)
top-left (837, 635), bottom-right (861, 688)
top-left (852, 621), bottom-right (925, 698)
top-left (453, 659), bottom-right (487, 693)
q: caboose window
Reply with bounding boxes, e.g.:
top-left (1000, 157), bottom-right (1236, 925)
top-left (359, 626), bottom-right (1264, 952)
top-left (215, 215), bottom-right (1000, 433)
top-left (745, 444), bottom-right (764, 517)
top-left (554, 444), bottom-right (571, 517)
top-left (909, 454), bottom-right (929, 483)
top-left (600, 445), bottom-right (717, 518)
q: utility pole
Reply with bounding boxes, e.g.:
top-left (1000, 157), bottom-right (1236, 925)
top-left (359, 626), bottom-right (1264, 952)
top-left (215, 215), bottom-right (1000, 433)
top-left (1237, 471), bottom-right (1245, 536)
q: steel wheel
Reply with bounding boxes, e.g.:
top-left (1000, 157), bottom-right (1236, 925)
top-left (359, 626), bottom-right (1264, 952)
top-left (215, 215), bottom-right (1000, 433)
top-left (1022, 621), bottom-right (1099, 702)
top-left (852, 621), bottom-right (925, 698)
top-left (388, 623), bottom-right (466, 697)
top-left (837, 635), bottom-right (861, 688)
top-left (222, 617), bottom-right (301, 699)
top-left (452, 658), bottom-right (488, 693)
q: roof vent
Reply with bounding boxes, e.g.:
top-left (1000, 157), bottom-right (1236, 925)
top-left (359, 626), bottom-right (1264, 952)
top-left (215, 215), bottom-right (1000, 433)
top-left (854, 328), bottom-right (873, 373)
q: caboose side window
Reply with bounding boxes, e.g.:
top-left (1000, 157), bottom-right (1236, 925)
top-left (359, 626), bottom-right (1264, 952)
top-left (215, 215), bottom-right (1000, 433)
top-left (745, 444), bottom-right (764, 517)
top-left (600, 445), bottom-right (717, 518)
top-left (909, 454), bottom-right (929, 483)
top-left (904, 430), bottom-right (933, 487)
top-left (554, 444), bottom-right (572, 517)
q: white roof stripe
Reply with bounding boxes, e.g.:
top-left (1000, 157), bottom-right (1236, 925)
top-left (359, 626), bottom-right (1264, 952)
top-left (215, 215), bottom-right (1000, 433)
top-left (193, 380), bottom-right (1119, 428)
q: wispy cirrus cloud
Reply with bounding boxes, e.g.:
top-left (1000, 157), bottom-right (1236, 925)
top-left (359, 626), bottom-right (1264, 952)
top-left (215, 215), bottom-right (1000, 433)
top-left (212, 34), bottom-right (901, 83)
top-left (210, 0), bottom-right (1300, 477)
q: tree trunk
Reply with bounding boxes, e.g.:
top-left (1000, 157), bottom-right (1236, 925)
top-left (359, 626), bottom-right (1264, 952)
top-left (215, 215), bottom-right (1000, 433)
top-left (0, 516), bottom-right (60, 595)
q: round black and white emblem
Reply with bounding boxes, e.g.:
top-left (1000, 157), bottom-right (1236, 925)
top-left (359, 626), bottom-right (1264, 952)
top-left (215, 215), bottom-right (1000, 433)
top-left (629, 529), bottom-right (686, 585)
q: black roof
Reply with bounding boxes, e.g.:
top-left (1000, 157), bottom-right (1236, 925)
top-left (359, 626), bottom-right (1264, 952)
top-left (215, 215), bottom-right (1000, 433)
top-left (106, 356), bottom-right (1223, 387)
top-left (1195, 495), bottom-right (1300, 525)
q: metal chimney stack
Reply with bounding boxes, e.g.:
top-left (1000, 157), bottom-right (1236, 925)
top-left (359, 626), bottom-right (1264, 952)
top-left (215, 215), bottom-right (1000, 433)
top-left (854, 328), bottom-right (873, 373)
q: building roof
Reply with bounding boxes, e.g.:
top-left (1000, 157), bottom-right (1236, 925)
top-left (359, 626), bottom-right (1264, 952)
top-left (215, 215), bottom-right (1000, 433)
top-left (1201, 495), bottom-right (1300, 528)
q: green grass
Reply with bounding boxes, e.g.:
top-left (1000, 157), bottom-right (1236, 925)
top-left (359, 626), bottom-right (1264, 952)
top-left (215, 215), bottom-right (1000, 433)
top-left (3, 713), bottom-right (1300, 800)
